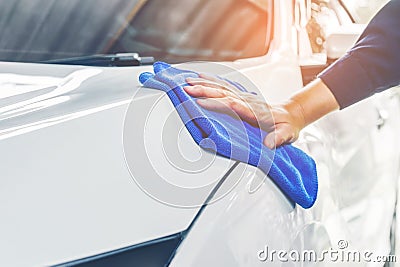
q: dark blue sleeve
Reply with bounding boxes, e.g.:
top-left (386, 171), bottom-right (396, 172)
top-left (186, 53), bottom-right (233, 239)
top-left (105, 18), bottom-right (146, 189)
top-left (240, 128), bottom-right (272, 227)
top-left (318, 0), bottom-right (400, 109)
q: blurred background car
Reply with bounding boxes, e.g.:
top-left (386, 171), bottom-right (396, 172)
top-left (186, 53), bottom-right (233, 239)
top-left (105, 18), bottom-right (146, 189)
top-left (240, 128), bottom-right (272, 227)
top-left (340, 0), bottom-right (389, 23)
top-left (0, 0), bottom-right (399, 266)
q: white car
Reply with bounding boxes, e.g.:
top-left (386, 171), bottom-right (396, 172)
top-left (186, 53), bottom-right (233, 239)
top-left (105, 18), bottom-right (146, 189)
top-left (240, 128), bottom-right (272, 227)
top-left (0, 0), bottom-right (399, 266)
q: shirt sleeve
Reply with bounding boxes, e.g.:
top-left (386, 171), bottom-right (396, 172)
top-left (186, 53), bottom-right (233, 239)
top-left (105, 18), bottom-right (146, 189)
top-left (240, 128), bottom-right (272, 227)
top-left (318, 0), bottom-right (400, 109)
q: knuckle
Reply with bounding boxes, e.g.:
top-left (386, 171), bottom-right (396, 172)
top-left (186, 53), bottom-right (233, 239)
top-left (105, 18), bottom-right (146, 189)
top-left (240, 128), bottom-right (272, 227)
top-left (232, 91), bottom-right (244, 99)
top-left (216, 88), bottom-right (226, 97)
top-left (273, 129), bottom-right (285, 142)
top-left (227, 97), bottom-right (239, 108)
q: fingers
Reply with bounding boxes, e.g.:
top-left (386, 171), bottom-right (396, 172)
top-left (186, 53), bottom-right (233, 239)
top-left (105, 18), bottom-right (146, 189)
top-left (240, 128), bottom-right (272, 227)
top-left (185, 84), bottom-right (275, 131)
top-left (199, 73), bottom-right (233, 89)
top-left (263, 124), bottom-right (298, 149)
top-left (196, 95), bottom-right (297, 149)
top-left (197, 97), bottom-right (258, 123)
top-left (184, 84), bottom-right (249, 103)
top-left (186, 74), bottom-right (241, 93)
top-left (185, 76), bottom-right (298, 149)
top-left (184, 85), bottom-right (231, 99)
top-left (186, 77), bottom-right (226, 90)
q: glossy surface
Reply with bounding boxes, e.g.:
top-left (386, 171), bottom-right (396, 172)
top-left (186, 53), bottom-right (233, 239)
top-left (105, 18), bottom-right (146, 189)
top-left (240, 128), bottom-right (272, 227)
top-left (170, 1), bottom-right (400, 266)
top-left (1, 0), bottom-right (399, 266)
top-left (0, 62), bottom-right (236, 266)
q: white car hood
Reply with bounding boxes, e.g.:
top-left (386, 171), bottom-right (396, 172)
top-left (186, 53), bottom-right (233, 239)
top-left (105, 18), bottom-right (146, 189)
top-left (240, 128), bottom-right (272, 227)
top-left (0, 62), bottom-right (235, 266)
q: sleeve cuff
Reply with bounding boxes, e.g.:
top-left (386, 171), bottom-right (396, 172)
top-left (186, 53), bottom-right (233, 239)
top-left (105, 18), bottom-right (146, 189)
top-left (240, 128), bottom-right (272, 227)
top-left (318, 54), bottom-right (375, 109)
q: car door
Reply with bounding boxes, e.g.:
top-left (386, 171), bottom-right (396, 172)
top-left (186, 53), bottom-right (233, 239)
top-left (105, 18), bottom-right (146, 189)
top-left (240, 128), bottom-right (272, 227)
top-left (298, 0), bottom-right (400, 262)
top-left (170, 0), bottom-right (400, 266)
top-left (170, 1), bottom-right (352, 266)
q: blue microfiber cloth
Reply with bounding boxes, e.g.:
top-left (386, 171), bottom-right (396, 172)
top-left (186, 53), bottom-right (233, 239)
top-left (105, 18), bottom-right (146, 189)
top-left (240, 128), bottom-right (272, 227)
top-left (139, 62), bottom-right (318, 208)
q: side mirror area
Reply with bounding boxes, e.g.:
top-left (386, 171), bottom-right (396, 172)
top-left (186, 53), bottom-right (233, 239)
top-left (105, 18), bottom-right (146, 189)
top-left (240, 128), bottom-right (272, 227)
top-left (301, 24), bottom-right (366, 85)
top-left (325, 24), bottom-right (366, 60)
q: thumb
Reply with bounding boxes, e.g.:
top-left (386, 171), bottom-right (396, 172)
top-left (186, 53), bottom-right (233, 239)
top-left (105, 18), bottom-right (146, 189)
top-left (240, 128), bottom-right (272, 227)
top-left (264, 124), bottom-right (295, 149)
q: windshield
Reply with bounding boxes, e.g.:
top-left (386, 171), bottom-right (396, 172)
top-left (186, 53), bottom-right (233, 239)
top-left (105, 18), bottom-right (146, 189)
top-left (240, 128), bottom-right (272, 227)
top-left (0, 0), bottom-right (272, 64)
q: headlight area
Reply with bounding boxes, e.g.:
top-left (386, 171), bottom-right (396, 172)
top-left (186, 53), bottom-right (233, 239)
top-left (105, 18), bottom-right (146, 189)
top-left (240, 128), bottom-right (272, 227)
top-left (54, 233), bottom-right (184, 267)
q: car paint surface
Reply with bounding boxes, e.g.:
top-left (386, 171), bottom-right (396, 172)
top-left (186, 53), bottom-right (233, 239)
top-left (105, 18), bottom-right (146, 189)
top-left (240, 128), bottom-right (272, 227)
top-left (1, 0), bottom-right (399, 266)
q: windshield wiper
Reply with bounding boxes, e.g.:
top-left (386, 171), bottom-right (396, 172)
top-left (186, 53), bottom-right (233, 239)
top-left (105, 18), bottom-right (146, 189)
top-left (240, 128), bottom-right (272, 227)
top-left (42, 53), bottom-right (154, 67)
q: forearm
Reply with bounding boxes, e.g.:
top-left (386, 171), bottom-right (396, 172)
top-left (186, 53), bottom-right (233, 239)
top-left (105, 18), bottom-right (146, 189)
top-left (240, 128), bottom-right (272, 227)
top-left (318, 0), bottom-right (400, 109)
top-left (286, 78), bottom-right (339, 127)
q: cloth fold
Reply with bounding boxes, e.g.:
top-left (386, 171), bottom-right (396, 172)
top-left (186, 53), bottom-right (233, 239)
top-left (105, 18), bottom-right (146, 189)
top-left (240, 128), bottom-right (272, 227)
top-left (139, 62), bottom-right (318, 208)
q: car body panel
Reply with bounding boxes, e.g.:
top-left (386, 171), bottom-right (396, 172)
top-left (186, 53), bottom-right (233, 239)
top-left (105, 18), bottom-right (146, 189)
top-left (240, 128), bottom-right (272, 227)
top-left (170, 91), bottom-right (400, 267)
top-left (1, 0), bottom-right (399, 266)
top-left (170, 0), bottom-right (400, 265)
top-left (0, 62), bottom-right (239, 266)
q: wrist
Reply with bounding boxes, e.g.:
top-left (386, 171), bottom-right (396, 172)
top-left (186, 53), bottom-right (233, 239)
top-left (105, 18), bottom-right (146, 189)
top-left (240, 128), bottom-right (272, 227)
top-left (283, 99), bottom-right (307, 130)
top-left (289, 78), bottom-right (339, 126)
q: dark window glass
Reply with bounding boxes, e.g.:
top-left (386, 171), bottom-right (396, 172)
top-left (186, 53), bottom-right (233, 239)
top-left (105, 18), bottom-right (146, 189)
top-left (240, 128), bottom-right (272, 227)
top-left (0, 0), bottom-right (272, 64)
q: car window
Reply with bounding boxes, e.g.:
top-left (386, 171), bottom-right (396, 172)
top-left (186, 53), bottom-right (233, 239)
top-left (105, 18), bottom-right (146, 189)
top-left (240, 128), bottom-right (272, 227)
top-left (0, 0), bottom-right (272, 64)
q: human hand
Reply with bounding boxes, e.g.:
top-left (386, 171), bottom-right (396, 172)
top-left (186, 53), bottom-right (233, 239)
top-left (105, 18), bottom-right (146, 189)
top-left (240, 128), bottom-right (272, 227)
top-left (184, 74), bottom-right (307, 149)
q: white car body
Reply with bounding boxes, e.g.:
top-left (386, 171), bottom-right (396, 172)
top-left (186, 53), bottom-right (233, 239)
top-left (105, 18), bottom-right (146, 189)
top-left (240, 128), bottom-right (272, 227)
top-left (1, 0), bottom-right (399, 266)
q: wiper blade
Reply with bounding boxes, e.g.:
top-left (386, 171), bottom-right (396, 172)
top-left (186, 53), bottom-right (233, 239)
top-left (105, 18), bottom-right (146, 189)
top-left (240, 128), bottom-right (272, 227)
top-left (42, 53), bottom-right (154, 67)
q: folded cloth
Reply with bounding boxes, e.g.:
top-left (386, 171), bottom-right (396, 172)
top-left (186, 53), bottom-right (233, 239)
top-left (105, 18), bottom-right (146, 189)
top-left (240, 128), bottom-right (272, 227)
top-left (139, 62), bottom-right (318, 208)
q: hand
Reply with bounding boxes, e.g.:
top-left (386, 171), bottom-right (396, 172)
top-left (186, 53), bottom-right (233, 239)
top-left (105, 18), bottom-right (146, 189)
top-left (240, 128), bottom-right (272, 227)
top-left (184, 74), bottom-right (307, 149)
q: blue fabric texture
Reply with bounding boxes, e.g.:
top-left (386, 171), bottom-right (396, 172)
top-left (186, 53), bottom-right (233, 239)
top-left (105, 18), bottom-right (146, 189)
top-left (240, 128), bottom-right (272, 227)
top-left (139, 62), bottom-right (318, 208)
